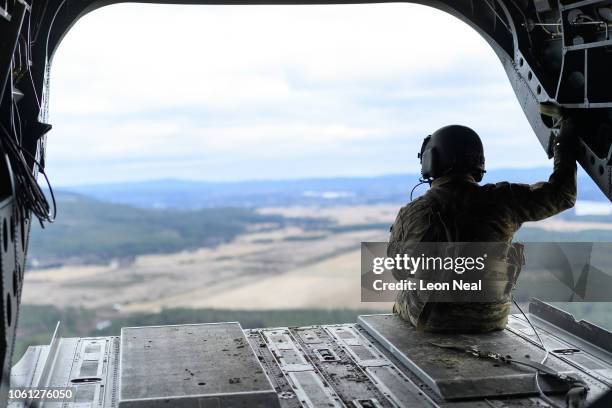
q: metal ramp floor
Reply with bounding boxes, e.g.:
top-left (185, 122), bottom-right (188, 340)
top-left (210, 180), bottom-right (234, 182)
top-left (10, 301), bottom-right (612, 407)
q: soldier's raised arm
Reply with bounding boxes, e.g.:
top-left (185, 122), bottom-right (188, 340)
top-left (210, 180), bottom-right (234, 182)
top-left (506, 118), bottom-right (578, 223)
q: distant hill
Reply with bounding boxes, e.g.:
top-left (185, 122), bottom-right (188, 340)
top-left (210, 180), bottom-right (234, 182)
top-left (27, 192), bottom-right (296, 267)
top-left (59, 167), bottom-right (606, 210)
top-left (28, 183), bottom-right (612, 268)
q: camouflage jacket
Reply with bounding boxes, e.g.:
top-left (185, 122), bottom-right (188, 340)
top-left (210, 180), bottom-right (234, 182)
top-left (389, 135), bottom-right (577, 332)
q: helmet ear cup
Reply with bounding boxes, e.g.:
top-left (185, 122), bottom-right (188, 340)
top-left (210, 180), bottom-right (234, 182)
top-left (420, 145), bottom-right (438, 179)
top-left (472, 168), bottom-right (484, 183)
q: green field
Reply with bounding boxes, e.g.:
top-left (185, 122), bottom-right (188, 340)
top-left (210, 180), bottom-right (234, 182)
top-left (27, 192), bottom-right (325, 267)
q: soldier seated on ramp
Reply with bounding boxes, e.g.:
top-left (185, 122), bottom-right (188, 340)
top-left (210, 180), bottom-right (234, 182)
top-left (389, 120), bottom-right (578, 333)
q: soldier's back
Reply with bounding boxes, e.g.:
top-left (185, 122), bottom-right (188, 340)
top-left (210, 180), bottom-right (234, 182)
top-left (390, 175), bottom-right (525, 332)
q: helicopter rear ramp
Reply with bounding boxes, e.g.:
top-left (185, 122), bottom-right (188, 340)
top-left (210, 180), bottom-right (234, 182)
top-left (9, 300), bottom-right (612, 407)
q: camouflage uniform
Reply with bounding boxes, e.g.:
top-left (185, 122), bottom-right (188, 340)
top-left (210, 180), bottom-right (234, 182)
top-left (389, 125), bottom-right (577, 333)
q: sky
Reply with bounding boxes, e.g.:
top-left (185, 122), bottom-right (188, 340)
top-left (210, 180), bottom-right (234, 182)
top-left (46, 3), bottom-right (549, 186)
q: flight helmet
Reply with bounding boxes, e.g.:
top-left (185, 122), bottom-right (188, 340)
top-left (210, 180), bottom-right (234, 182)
top-left (418, 125), bottom-right (486, 182)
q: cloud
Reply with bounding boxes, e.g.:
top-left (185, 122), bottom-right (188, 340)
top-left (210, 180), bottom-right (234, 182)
top-left (44, 3), bottom-right (548, 186)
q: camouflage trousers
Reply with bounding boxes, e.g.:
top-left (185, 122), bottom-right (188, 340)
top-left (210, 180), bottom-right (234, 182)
top-left (393, 292), bottom-right (511, 333)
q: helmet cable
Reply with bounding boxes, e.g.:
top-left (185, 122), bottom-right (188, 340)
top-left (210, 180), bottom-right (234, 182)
top-left (410, 178), bottom-right (430, 201)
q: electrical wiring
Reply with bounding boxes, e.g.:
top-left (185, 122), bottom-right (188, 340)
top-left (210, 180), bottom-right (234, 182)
top-left (27, 64), bottom-right (41, 110)
top-left (0, 119), bottom-right (56, 226)
top-left (44, 0), bottom-right (67, 66)
top-left (0, 0), bottom-right (56, 225)
top-left (513, 298), bottom-right (563, 408)
top-left (11, 82), bottom-right (55, 224)
top-left (483, 0), bottom-right (512, 33)
top-left (12, 99), bottom-right (22, 145)
top-left (31, 0), bottom-right (49, 44)
top-left (26, 3), bottom-right (41, 110)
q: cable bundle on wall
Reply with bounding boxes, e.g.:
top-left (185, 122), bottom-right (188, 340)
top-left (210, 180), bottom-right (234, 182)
top-left (0, 119), bottom-right (55, 227)
top-left (0, 0), bottom-right (56, 227)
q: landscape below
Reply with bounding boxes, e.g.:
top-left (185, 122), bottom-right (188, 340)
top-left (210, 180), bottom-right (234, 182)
top-left (16, 170), bottom-right (612, 360)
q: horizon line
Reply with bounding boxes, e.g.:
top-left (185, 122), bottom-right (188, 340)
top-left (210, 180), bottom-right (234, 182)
top-left (50, 165), bottom-right (575, 189)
